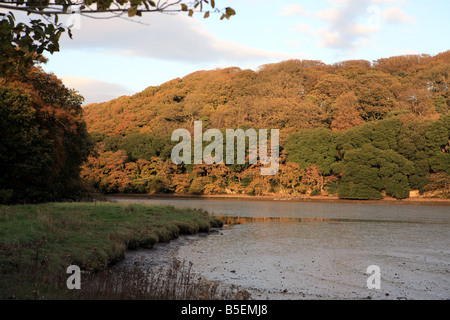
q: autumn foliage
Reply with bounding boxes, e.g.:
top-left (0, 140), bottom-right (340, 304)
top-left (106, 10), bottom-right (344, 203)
top-left (3, 52), bottom-right (448, 202)
top-left (0, 66), bottom-right (92, 203)
top-left (81, 52), bottom-right (450, 199)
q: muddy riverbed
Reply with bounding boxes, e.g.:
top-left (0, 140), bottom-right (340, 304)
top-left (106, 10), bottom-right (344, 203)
top-left (109, 197), bottom-right (450, 300)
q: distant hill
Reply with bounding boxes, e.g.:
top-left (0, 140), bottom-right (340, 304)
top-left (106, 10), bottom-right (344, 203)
top-left (84, 51), bottom-right (450, 140)
top-left (81, 51), bottom-right (450, 200)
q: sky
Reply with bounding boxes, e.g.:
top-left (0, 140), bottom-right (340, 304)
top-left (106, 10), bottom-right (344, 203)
top-left (31, 0), bottom-right (450, 105)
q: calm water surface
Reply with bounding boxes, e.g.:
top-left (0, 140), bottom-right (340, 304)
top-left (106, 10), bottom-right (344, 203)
top-left (109, 196), bottom-right (450, 300)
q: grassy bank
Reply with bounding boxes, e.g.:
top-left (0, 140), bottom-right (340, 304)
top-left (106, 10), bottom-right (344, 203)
top-left (0, 202), bottom-right (223, 299)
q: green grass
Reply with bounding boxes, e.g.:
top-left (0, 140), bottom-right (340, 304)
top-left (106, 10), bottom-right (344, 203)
top-left (0, 202), bottom-right (223, 299)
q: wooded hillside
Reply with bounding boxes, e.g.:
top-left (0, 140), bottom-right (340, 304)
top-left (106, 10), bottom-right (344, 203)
top-left (81, 51), bottom-right (450, 199)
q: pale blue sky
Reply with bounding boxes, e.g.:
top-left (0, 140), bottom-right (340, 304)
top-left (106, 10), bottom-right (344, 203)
top-left (39, 0), bottom-right (450, 105)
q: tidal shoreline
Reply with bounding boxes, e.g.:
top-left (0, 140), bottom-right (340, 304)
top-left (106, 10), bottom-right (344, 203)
top-left (96, 194), bottom-right (450, 300)
top-left (101, 192), bottom-right (450, 207)
top-left (0, 202), bottom-right (225, 299)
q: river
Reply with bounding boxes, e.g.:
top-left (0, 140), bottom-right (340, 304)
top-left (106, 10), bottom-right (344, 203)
top-left (108, 196), bottom-right (450, 300)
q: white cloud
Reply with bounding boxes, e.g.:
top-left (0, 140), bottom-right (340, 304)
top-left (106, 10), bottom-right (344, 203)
top-left (278, 5), bottom-right (308, 16)
top-left (292, 23), bottom-right (316, 35)
top-left (315, 6), bottom-right (342, 22)
top-left (317, 29), bottom-right (343, 48)
top-left (61, 76), bottom-right (133, 105)
top-left (352, 23), bottom-right (379, 35)
top-left (382, 7), bottom-right (415, 24)
top-left (314, 0), bottom-right (380, 50)
top-left (60, 13), bottom-right (293, 64)
top-left (282, 0), bottom-right (415, 54)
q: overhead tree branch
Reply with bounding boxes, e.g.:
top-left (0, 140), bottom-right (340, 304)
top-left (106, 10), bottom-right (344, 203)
top-left (0, 0), bottom-right (235, 75)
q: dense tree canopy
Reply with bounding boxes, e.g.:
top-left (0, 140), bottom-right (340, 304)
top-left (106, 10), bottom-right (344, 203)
top-left (84, 51), bottom-right (450, 137)
top-left (3, 0), bottom-right (446, 203)
top-left (0, 66), bottom-right (92, 203)
top-left (332, 145), bottom-right (414, 200)
top-left (81, 51), bottom-right (450, 199)
top-left (2, 50), bottom-right (449, 202)
top-left (426, 112), bottom-right (450, 175)
top-left (0, 1), bottom-right (237, 203)
top-left (284, 128), bottom-right (337, 175)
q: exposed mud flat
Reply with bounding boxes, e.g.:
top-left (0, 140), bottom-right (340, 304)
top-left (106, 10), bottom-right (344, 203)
top-left (110, 197), bottom-right (450, 300)
top-left (109, 231), bottom-right (253, 299)
top-left (113, 221), bottom-right (449, 300)
top-left (173, 222), bottom-right (450, 300)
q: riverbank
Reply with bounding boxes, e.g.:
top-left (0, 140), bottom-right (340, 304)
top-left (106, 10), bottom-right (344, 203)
top-left (103, 193), bottom-right (450, 206)
top-left (0, 202), bottom-right (223, 299)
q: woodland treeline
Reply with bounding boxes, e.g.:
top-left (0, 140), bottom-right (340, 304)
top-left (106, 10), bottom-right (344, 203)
top-left (81, 51), bottom-right (450, 200)
top-left (0, 64), bottom-right (92, 203)
top-left (1, 52), bottom-right (449, 203)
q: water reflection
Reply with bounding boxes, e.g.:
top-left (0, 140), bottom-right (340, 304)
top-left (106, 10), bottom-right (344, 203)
top-left (216, 215), bottom-right (333, 225)
top-left (215, 215), bottom-right (449, 226)
top-left (108, 196), bottom-right (450, 224)
top-left (108, 196), bottom-right (450, 299)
